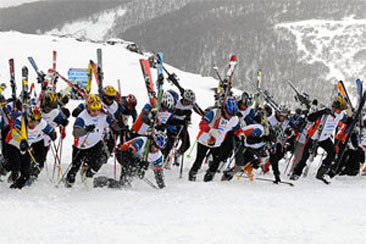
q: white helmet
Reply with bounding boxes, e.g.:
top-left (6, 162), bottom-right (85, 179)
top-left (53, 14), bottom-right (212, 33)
top-left (183, 89), bottom-right (196, 103)
top-left (161, 92), bottom-right (175, 110)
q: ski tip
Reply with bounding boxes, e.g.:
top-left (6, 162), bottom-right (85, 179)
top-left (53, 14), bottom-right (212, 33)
top-left (230, 55), bottom-right (238, 61)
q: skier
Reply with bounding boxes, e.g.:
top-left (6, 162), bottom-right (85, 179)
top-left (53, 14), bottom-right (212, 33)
top-left (221, 111), bottom-right (270, 181)
top-left (336, 129), bottom-right (364, 176)
top-left (131, 92), bottom-right (175, 136)
top-left (37, 89), bottom-right (69, 178)
top-left (119, 94), bottom-right (138, 141)
top-left (188, 97), bottom-right (245, 182)
top-left (237, 91), bottom-right (257, 126)
top-left (290, 95), bottom-right (350, 184)
top-left (64, 94), bottom-right (124, 188)
top-left (116, 131), bottom-right (168, 189)
top-left (163, 89), bottom-right (197, 165)
top-left (265, 105), bottom-right (295, 183)
top-left (6, 105), bottom-right (57, 189)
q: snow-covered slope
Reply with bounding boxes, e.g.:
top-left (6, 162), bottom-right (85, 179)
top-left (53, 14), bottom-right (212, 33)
top-left (0, 32), bottom-right (366, 244)
top-left (0, 0), bottom-right (46, 8)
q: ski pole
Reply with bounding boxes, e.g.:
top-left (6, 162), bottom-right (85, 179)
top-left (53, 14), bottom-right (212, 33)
top-left (52, 140), bottom-right (64, 178)
top-left (56, 132), bottom-right (90, 186)
top-left (179, 126), bottom-right (188, 178)
top-left (52, 138), bottom-right (62, 179)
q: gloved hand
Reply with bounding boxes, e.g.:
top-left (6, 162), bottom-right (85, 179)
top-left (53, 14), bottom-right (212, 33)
top-left (323, 108), bottom-right (332, 115)
top-left (61, 107), bottom-right (70, 118)
top-left (237, 132), bottom-right (246, 143)
top-left (85, 124), bottom-right (95, 132)
top-left (209, 128), bottom-right (220, 139)
top-left (60, 127), bottom-right (66, 139)
top-left (49, 130), bottom-right (57, 141)
top-left (60, 119), bottom-right (69, 127)
top-left (283, 142), bottom-right (292, 152)
top-left (20, 139), bottom-right (29, 152)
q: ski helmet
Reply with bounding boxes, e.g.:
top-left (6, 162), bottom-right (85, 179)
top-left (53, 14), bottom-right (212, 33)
top-left (127, 94), bottom-right (137, 106)
top-left (277, 105), bottom-right (290, 117)
top-left (152, 131), bottom-right (168, 149)
top-left (183, 89), bottom-right (196, 103)
top-left (161, 92), bottom-right (175, 110)
top-left (167, 89), bottom-right (179, 103)
top-left (86, 94), bottom-right (102, 111)
top-left (0, 93), bottom-right (6, 104)
top-left (28, 105), bottom-right (42, 121)
top-left (239, 91), bottom-right (253, 107)
top-left (42, 90), bottom-right (58, 109)
top-left (332, 94), bottom-right (347, 110)
top-left (104, 86), bottom-right (117, 97)
top-left (224, 97), bottom-right (238, 116)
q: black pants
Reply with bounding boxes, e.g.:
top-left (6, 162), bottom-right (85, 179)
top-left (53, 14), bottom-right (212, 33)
top-left (29, 140), bottom-right (47, 176)
top-left (66, 141), bottom-right (107, 184)
top-left (219, 131), bottom-right (234, 162)
top-left (269, 143), bottom-right (285, 178)
top-left (293, 138), bottom-right (336, 176)
top-left (337, 147), bottom-right (365, 176)
top-left (8, 144), bottom-right (30, 189)
top-left (190, 142), bottom-right (222, 173)
top-left (235, 145), bottom-right (256, 167)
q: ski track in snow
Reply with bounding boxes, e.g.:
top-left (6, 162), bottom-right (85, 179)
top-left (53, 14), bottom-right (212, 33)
top-left (0, 31), bottom-right (366, 244)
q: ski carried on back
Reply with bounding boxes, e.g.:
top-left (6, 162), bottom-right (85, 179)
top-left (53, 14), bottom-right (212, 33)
top-left (9, 59), bottom-right (17, 111)
top-left (287, 80), bottom-right (311, 109)
top-left (49, 69), bottom-right (88, 99)
top-left (162, 66), bottom-right (204, 116)
top-left (139, 59), bottom-right (156, 107)
top-left (89, 48), bottom-right (104, 96)
top-left (207, 55), bottom-right (238, 146)
top-left (332, 89), bottom-right (366, 176)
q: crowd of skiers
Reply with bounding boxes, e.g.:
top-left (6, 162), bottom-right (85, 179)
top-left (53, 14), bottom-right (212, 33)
top-left (0, 71), bottom-right (365, 190)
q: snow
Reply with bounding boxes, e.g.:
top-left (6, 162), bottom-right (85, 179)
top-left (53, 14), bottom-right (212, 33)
top-left (0, 0), bottom-right (46, 8)
top-left (276, 17), bottom-right (366, 82)
top-left (1, 31), bottom-right (366, 244)
top-left (45, 7), bottom-right (126, 41)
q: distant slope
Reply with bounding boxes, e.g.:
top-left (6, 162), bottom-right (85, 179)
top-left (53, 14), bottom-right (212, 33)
top-left (0, 0), bottom-right (126, 34)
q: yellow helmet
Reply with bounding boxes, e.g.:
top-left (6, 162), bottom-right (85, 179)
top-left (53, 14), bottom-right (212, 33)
top-left (28, 105), bottom-right (42, 121)
top-left (104, 86), bottom-right (117, 97)
top-left (86, 94), bottom-right (102, 111)
top-left (42, 89), bottom-right (58, 109)
top-left (333, 94), bottom-right (347, 110)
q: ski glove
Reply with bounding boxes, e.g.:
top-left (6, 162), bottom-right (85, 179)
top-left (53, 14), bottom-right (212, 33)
top-left (49, 130), bottom-right (57, 141)
top-left (209, 128), bottom-right (221, 139)
top-left (85, 124), bottom-right (96, 132)
top-left (61, 107), bottom-right (70, 118)
top-left (20, 139), bottom-right (29, 152)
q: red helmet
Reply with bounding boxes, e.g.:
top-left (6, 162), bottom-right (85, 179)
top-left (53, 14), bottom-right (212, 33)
top-left (127, 94), bottom-right (137, 106)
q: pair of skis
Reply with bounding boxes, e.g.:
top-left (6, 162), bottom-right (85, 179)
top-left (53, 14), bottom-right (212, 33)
top-left (207, 55), bottom-right (238, 146)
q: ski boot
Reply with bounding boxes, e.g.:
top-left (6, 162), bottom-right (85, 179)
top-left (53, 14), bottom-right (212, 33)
top-left (316, 165), bottom-right (331, 184)
top-left (188, 169), bottom-right (197, 182)
top-left (243, 163), bottom-right (254, 181)
top-left (221, 167), bottom-right (235, 181)
top-left (154, 169), bottom-right (166, 189)
top-left (289, 173), bottom-right (300, 181)
top-left (203, 171), bottom-right (215, 182)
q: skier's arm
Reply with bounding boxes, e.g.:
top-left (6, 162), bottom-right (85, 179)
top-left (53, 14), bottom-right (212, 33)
top-left (72, 117), bottom-right (89, 137)
top-left (308, 108), bottom-right (330, 122)
top-left (72, 103), bottom-right (85, 117)
top-left (53, 111), bottom-right (69, 127)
